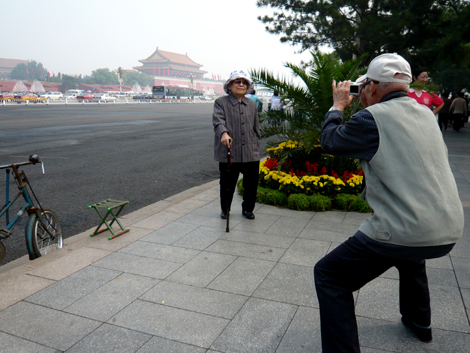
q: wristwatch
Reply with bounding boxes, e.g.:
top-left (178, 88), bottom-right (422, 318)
top-left (328, 106), bottom-right (342, 112)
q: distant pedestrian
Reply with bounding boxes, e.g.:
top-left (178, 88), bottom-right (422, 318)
top-left (269, 91), bottom-right (283, 111)
top-left (269, 91), bottom-right (284, 124)
top-left (316, 53), bottom-right (464, 352)
top-left (212, 70), bottom-right (260, 220)
top-left (449, 91), bottom-right (468, 132)
top-left (439, 92), bottom-right (452, 130)
top-left (248, 89), bottom-right (263, 113)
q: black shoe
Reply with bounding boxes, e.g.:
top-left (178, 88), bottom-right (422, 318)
top-left (242, 210), bottom-right (255, 219)
top-left (401, 316), bottom-right (432, 342)
top-left (220, 211), bottom-right (227, 219)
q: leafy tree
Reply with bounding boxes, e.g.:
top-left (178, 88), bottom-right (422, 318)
top-left (257, 0), bottom-right (470, 91)
top-left (61, 75), bottom-right (79, 91)
top-left (411, 1), bottom-right (470, 91)
top-left (123, 71), bottom-right (152, 86)
top-left (10, 60), bottom-right (49, 81)
top-left (89, 68), bottom-right (118, 85)
top-left (257, 1), bottom-right (468, 61)
top-left (250, 51), bottom-right (365, 164)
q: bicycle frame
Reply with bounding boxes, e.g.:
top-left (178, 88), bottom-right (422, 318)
top-left (0, 156), bottom-right (62, 262)
top-left (0, 167), bottom-right (37, 236)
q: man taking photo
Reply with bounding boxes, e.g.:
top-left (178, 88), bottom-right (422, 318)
top-left (315, 53), bottom-right (464, 353)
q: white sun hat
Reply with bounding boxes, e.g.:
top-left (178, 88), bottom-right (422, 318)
top-left (223, 70), bottom-right (253, 94)
top-left (361, 53), bottom-right (412, 84)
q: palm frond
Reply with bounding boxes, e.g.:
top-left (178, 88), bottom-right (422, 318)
top-left (250, 51), bottom-right (365, 150)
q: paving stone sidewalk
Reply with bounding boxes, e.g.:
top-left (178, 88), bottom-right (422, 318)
top-left (0, 128), bottom-right (469, 353)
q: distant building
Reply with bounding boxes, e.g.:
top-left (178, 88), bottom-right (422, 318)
top-left (0, 58), bottom-right (29, 80)
top-left (133, 47), bottom-right (224, 95)
top-left (133, 47), bottom-right (207, 79)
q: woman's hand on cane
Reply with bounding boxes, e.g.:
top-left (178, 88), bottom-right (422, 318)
top-left (221, 131), bottom-right (232, 147)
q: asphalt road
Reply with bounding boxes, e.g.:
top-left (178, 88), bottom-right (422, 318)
top-left (0, 102), bottom-right (266, 265)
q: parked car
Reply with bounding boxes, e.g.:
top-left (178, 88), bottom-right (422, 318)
top-left (92, 93), bottom-right (117, 103)
top-left (63, 92), bottom-right (79, 100)
top-left (0, 92), bottom-right (15, 102)
top-left (13, 92), bottom-right (47, 103)
top-left (77, 93), bottom-right (94, 103)
top-left (40, 91), bottom-right (63, 100)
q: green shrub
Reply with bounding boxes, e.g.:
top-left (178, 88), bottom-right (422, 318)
top-left (308, 194), bottom-right (332, 211)
top-left (334, 194), bottom-right (356, 210)
top-left (287, 193), bottom-right (310, 211)
top-left (349, 197), bottom-right (372, 213)
top-left (257, 187), bottom-right (288, 206)
top-left (334, 194), bottom-right (372, 213)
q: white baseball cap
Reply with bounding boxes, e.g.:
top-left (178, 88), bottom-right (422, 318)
top-left (223, 70), bottom-right (253, 94)
top-left (358, 53), bottom-right (412, 84)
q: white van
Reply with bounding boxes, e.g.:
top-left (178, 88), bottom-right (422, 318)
top-left (40, 91), bottom-right (63, 100)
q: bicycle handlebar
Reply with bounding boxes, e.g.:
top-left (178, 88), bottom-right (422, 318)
top-left (0, 154), bottom-right (41, 170)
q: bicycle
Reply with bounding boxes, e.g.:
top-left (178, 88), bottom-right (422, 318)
top-left (0, 155), bottom-right (63, 263)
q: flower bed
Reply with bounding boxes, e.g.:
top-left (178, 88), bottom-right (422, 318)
top-left (242, 140), bottom-right (371, 212)
top-left (260, 140), bottom-right (365, 197)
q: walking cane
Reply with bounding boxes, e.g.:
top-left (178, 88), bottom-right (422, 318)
top-left (226, 140), bottom-right (232, 233)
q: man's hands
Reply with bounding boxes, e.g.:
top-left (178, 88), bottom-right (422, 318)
top-left (332, 80), bottom-right (354, 111)
top-left (221, 131), bottom-right (232, 147)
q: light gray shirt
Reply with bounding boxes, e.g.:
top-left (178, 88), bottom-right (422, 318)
top-left (213, 93), bottom-right (260, 163)
top-left (450, 97), bottom-right (467, 115)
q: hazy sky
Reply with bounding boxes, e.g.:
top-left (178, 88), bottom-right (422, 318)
top-left (2, 0), bottom-right (319, 81)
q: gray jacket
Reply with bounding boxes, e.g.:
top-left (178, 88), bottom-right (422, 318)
top-left (213, 93), bottom-right (260, 163)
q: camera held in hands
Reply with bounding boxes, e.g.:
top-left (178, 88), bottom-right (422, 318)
top-left (349, 83), bottom-right (361, 96)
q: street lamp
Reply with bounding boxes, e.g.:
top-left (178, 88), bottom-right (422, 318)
top-left (116, 67), bottom-right (124, 93)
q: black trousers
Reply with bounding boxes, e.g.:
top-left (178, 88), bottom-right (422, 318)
top-left (219, 161), bottom-right (259, 213)
top-left (314, 235), bottom-right (433, 353)
top-left (438, 112), bottom-right (449, 130)
top-left (452, 113), bottom-right (464, 131)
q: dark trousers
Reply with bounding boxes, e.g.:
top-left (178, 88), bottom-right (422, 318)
top-left (314, 235), bottom-right (431, 353)
top-left (452, 113), bottom-right (464, 131)
top-left (219, 161), bottom-right (259, 213)
top-left (439, 113), bottom-right (449, 130)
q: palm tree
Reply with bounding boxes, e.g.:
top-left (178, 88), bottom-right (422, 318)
top-left (250, 51), bottom-right (365, 164)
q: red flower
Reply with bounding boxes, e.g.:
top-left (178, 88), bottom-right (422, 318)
top-left (321, 166), bottom-right (328, 175)
top-left (264, 157), bottom-right (279, 170)
top-left (306, 161), bottom-right (319, 175)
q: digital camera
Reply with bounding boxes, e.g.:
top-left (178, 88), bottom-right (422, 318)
top-left (349, 83), bottom-right (361, 96)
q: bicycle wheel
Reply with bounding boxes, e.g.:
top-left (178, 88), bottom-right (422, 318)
top-left (29, 209), bottom-right (63, 259)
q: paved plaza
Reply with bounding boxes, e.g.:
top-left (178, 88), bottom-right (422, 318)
top-left (0, 127), bottom-right (469, 352)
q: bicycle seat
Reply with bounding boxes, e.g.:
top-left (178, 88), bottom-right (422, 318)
top-left (29, 154), bottom-right (40, 164)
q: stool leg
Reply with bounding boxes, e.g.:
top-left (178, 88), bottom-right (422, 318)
top-left (90, 208), bottom-right (110, 237)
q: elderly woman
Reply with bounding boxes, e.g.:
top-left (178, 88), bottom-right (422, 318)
top-left (407, 68), bottom-right (444, 116)
top-left (212, 70), bottom-right (260, 220)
